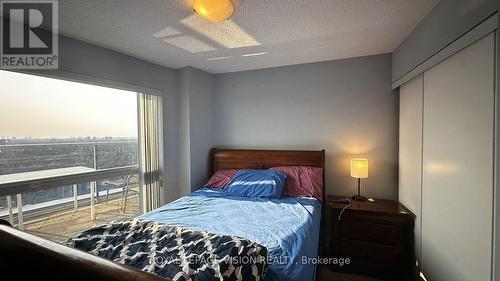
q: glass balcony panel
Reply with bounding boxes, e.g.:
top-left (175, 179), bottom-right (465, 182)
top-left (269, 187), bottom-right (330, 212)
top-left (0, 172), bottom-right (141, 242)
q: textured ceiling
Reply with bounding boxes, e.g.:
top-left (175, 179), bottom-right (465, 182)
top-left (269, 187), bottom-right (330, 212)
top-left (59, 0), bottom-right (438, 73)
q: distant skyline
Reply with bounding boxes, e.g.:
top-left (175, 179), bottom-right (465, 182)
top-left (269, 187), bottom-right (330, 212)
top-left (0, 136), bottom-right (137, 139)
top-left (0, 136), bottom-right (138, 143)
top-left (0, 71), bottom-right (138, 138)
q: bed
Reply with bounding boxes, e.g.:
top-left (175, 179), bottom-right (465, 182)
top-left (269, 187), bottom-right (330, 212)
top-left (0, 148), bottom-right (325, 281)
top-left (139, 189), bottom-right (320, 281)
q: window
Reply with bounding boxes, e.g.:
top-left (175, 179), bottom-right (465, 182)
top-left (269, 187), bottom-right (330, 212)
top-left (0, 70), bottom-right (162, 242)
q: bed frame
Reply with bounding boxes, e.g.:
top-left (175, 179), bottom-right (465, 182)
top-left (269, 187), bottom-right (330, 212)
top-left (0, 219), bottom-right (171, 281)
top-left (0, 148), bottom-right (326, 280)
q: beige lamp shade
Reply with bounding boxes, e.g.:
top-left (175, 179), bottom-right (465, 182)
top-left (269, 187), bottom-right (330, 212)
top-left (351, 158), bottom-right (368, 178)
top-left (193, 0), bottom-right (234, 22)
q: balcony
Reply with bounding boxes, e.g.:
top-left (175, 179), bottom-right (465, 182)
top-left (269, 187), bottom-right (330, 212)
top-left (22, 187), bottom-right (140, 242)
top-left (0, 141), bottom-right (142, 242)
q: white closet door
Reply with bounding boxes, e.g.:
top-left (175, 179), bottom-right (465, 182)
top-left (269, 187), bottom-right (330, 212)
top-left (399, 75), bottom-right (423, 264)
top-left (422, 33), bottom-right (494, 281)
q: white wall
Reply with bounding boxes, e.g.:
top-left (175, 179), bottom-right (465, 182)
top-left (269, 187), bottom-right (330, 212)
top-left (213, 54), bottom-right (399, 199)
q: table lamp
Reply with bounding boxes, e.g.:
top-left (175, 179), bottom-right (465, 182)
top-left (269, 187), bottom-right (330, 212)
top-left (351, 158), bottom-right (368, 201)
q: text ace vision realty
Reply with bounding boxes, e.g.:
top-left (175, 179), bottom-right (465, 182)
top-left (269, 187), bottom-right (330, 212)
top-left (1, 0), bottom-right (58, 69)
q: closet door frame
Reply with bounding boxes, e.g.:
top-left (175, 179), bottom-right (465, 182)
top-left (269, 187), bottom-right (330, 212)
top-left (494, 28), bottom-right (500, 281)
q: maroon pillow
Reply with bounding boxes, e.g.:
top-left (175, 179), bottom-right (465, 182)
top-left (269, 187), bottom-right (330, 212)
top-left (205, 169), bottom-right (240, 188)
top-left (270, 166), bottom-right (323, 201)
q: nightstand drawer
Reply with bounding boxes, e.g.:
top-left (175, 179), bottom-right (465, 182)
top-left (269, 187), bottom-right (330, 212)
top-left (340, 220), bottom-right (403, 246)
top-left (328, 196), bottom-right (415, 280)
top-left (340, 238), bottom-right (402, 266)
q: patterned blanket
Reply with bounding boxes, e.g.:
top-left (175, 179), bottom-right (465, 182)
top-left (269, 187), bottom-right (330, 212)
top-left (64, 219), bottom-right (268, 281)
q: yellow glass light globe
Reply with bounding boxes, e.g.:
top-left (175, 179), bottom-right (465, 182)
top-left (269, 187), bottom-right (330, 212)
top-left (193, 0), bottom-right (234, 22)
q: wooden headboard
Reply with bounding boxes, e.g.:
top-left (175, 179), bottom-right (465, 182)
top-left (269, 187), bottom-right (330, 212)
top-left (210, 148), bottom-right (326, 202)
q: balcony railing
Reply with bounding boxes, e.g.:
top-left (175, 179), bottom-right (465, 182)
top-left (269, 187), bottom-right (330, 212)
top-left (0, 141), bottom-right (141, 237)
top-left (0, 165), bottom-right (139, 196)
top-left (0, 165), bottom-right (140, 230)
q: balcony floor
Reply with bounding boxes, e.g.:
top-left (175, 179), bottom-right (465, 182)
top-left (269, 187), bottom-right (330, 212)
top-left (23, 194), bottom-right (140, 242)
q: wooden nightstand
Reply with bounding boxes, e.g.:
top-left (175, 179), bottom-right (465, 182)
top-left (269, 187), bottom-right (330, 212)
top-left (327, 195), bottom-right (415, 281)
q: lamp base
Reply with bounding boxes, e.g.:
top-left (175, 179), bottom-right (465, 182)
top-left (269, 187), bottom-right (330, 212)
top-left (351, 195), bottom-right (367, 201)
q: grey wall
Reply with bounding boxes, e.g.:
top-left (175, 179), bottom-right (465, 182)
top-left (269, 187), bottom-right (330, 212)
top-left (496, 25), bottom-right (500, 281)
top-left (178, 68), bottom-right (191, 199)
top-left (392, 0), bottom-right (499, 82)
top-left (178, 67), bottom-right (215, 196)
top-left (213, 54), bottom-right (399, 199)
top-left (187, 68), bottom-right (215, 190)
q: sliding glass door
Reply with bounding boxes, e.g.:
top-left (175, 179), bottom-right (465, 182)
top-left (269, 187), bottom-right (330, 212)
top-left (0, 70), bottom-right (163, 242)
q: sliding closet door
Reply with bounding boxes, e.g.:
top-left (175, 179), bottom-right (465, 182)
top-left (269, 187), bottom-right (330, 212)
top-left (422, 33), bottom-right (495, 281)
top-left (399, 75), bottom-right (423, 265)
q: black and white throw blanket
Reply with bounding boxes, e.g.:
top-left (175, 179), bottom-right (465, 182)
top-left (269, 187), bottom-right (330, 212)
top-left (64, 219), bottom-right (268, 281)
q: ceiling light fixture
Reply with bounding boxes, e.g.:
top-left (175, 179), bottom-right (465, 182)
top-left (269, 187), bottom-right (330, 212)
top-left (193, 0), bottom-right (234, 23)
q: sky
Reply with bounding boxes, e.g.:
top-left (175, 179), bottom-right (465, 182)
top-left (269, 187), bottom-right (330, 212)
top-left (0, 70), bottom-right (138, 138)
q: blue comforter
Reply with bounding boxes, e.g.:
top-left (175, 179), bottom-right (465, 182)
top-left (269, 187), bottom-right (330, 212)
top-left (139, 188), bottom-right (321, 281)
